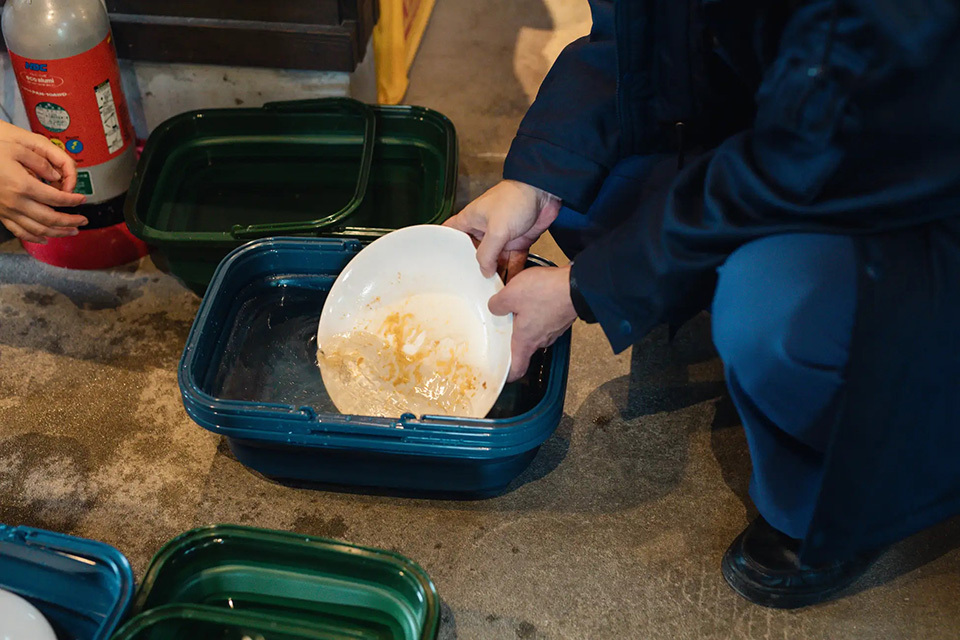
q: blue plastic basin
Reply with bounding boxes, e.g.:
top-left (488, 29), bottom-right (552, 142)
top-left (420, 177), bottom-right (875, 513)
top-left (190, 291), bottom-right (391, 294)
top-left (0, 525), bottom-right (134, 640)
top-left (178, 237), bottom-right (570, 495)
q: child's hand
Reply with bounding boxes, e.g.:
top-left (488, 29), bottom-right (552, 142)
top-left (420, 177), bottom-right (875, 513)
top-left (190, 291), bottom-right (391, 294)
top-left (0, 122), bottom-right (87, 244)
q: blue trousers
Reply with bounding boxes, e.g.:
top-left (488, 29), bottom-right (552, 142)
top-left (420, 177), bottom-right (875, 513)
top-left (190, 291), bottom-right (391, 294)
top-left (553, 156), bottom-right (857, 539)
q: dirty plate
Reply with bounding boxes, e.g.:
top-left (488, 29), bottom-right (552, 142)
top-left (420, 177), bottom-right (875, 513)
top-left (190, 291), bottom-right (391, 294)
top-left (317, 225), bottom-right (512, 418)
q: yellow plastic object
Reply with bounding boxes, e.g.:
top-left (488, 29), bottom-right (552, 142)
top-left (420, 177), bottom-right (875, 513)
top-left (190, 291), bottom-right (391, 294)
top-left (373, 0), bottom-right (437, 104)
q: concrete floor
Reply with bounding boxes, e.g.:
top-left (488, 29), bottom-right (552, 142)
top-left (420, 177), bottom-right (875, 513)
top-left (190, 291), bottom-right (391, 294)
top-left (2, 1), bottom-right (960, 638)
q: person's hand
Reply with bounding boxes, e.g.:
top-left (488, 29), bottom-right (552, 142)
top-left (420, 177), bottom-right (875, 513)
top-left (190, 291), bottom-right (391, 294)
top-left (0, 120), bottom-right (81, 192)
top-left (489, 264), bottom-right (577, 381)
top-left (444, 180), bottom-right (560, 280)
top-left (0, 122), bottom-right (87, 244)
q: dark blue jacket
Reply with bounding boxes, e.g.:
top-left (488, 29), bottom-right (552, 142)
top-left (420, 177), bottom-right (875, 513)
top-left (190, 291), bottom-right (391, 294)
top-left (504, 0), bottom-right (960, 562)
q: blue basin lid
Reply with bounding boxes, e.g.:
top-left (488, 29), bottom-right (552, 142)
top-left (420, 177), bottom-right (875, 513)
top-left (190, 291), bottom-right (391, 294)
top-left (0, 524), bottom-right (134, 640)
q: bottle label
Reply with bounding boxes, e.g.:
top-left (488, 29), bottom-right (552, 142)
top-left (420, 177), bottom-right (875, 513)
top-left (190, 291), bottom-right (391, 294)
top-left (74, 171), bottom-right (95, 196)
top-left (9, 34), bottom-right (134, 169)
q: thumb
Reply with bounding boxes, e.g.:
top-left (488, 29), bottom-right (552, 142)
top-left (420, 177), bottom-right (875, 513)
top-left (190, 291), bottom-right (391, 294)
top-left (488, 286), bottom-right (514, 317)
top-left (475, 225), bottom-right (509, 278)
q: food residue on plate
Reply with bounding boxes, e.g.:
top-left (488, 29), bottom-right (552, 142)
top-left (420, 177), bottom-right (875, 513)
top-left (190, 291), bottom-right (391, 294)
top-left (318, 310), bottom-right (483, 417)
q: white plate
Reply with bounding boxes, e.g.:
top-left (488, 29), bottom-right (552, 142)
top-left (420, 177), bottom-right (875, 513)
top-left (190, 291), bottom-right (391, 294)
top-left (317, 225), bottom-right (512, 418)
top-left (0, 588), bottom-right (57, 640)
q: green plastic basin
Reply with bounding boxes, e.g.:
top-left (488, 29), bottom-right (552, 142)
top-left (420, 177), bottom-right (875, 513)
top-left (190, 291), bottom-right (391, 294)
top-left (111, 604), bottom-right (380, 640)
top-left (125, 99), bottom-right (458, 295)
top-left (115, 525), bottom-right (440, 640)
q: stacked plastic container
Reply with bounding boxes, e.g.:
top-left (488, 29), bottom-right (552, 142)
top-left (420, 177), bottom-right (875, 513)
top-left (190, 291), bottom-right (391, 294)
top-left (178, 238), bottom-right (570, 496)
top-left (0, 525), bottom-right (133, 639)
top-left (124, 98), bottom-right (571, 495)
top-left (0, 524), bottom-right (440, 640)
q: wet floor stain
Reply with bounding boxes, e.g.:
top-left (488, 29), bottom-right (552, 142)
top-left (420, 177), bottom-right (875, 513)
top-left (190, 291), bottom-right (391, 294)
top-left (292, 513), bottom-right (350, 539)
top-left (0, 433), bottom-right (97, 532)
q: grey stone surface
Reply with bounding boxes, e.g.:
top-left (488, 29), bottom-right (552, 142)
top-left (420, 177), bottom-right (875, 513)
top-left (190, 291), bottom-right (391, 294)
top-left (1, 1), bottom-right (959, 638)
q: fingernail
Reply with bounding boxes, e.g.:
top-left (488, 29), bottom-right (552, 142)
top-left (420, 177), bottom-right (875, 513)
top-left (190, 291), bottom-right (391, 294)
top-left (80, 218), bottom-right (89, 226)
top-left (69, 229), bottom-right (80, 236)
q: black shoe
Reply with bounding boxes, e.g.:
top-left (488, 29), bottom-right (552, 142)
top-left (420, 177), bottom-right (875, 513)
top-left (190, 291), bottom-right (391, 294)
top-left (721, 516), bottom-right (878, 609)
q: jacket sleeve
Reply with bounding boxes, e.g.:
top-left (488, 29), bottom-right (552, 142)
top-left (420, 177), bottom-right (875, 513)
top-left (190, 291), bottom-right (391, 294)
top-left (502, 0), bottom-right (619, 214)
top-left (571, 0), bottom-right (960, 352)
